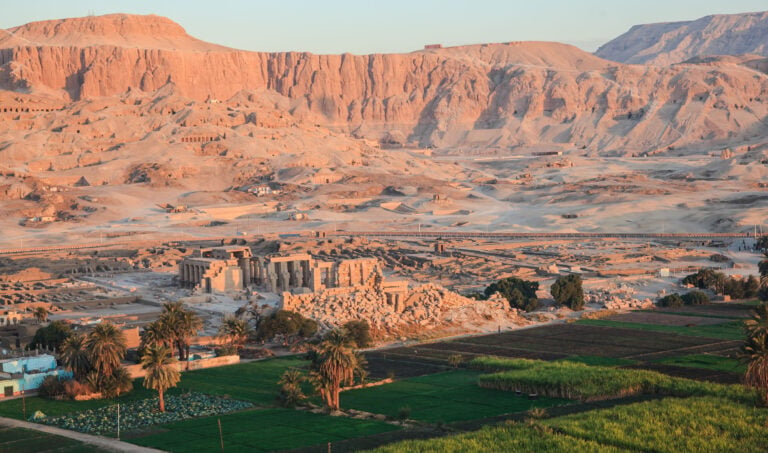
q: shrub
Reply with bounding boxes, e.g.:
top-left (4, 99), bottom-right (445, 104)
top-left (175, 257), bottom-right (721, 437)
top-left (28, 321), bottom-right (72, 351)
top-left (682, 290), bottom-right (710, 305)
top-left (256, 310), bottom-right (318, 342)
top-left (342, 320), bottom-right (372, 348)
top-left (64, 379), bottom-right (94, 399)
top-left (485, 277), bottom-right (539, 312)
top-left (38, 375), bottom-right (66, 399)
top-left (398, 406), bottom-right (411, 421)
top-left (448, 354), bottom-right (464, 368)
top-left (657, 293), bottom-right (684, 307)
top-left (551, 274), bottom-right (584, 310)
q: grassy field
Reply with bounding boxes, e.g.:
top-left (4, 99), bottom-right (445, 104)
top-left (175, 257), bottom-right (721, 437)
top-left (472, 357), bottom-right (755, 402)
top-left (655, 354), bottom-right (745, 374)
top-left (559, 356), bottom-right (636, 367)
top-left (370, 396), bottom-right (768, 452)
top-left (341, 369), bottom-right (569, 423)
top-left (0, 426), bottom-right (108, 453)
top-left (575, 319), bottom-right (744, 340)
top-left (128, 408), bottom-right (399, 452)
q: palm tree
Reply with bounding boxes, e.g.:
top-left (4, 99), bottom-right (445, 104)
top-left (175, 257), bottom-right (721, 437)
top-left (85, 322), bottom-right (127, 377)
top-left (33, 306), bottom-right (49, 324)
top-left (759, 252), bottom-right (768, 289)
top-left (309, 329), bottom-right (365, 411)
top-left (178, 310), bottom-right (203, 365)
top-left (743, 303), bottom-right (768, 404)
top-left (218, 316), bottom-right (252, 351)
top-left (141, 320), bottom-right (173, 349)
top-left (60, 334), bottom-right (91, 379)
top-left (159, 302), bottom-right (202, 362)
top-left (141, 345), bottom-right (180, 412)
top-left (277, 368), bottom-right (307, 408)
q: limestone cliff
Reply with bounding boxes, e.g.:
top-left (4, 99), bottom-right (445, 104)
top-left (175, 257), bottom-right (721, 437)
top-left (1, 13), bottom-right (767, 152)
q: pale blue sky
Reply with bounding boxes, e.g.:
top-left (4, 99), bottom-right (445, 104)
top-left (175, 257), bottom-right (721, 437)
top-left (2, 1), bottom-right (766, 54)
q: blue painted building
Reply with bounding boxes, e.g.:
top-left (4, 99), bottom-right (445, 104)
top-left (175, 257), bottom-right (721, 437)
top-left (0, 354), bottom-right (72, 397)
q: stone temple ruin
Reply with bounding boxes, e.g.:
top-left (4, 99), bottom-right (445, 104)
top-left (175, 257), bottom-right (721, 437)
top-left (178, 247), bottom-right (408, 305)
top-left (179, 246), bottom-right (520, 336)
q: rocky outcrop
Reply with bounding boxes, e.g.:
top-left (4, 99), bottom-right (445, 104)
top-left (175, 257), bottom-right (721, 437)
top-left (596, 11), bottom-right (768, 65)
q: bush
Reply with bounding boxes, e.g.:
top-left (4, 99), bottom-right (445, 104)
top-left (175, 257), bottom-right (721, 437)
top-left (38, 375), bottom-right (66, 399)
top-left (485, 278), bottom-right (539, 312)
top-left (657, 293), bottom-right (684, 307)
top-left (682, 290), bottom-right (710, 305)
top-left (28, 321), bottom-right (72, 351)
top-left (551, 274), bottom-right (584, 310)
top-left (64, 380), bottom-right (94, 399)
top-left (397, 406), bottom-right (412, 421)
top-left (342, 320), bottom-right (372, 348)
top-left (256, 310), bottom-right (318, 342)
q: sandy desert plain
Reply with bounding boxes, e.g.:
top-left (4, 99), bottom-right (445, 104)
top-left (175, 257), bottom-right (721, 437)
top-left (0, 9), bottom-right (767, 453)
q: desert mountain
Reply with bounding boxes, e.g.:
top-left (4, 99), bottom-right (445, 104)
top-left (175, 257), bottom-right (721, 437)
top-left (0, 14), bottom-right (766, 154)
top-left (596, 11), bottom-right (768, 65)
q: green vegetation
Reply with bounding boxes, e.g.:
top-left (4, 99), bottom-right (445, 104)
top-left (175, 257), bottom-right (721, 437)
top-left (342, 319), bottom-right (373, 348)
top-left (217, 315), bottom-right (252, 351)
top-left (341, 369), bottom-right (567, 423)
top-left (576, 318), bottom-right (744, 340)
top-left (141, 345), bottom-right (180, 412)
top-left (28, 320), bottom-right (72, 350)
top-left (657, 293), bottom-right (684, 308)
top-left (655, 354), bottom-right (745, 373)
top-left (682, 269), bottom-right (759, 300)
top-left (255, 309), bottom-right (318, 342)
top-left (682, 290), bottom-right (710, 305)
top-left (484, 277), bottom-right (539, 312)
top-left (308, 329), bottom-right (367, 411)
top-left (473, 357), bottom-right (755, 402)
top-left (0, 426), bottom-right (107, 453)
top-left (551, 274), bottom-right (585, 310)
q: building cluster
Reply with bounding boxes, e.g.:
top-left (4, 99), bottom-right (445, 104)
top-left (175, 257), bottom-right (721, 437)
top-left (0, 354), bottom-right (71, 398)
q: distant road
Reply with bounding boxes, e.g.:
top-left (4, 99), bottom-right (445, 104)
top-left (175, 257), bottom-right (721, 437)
top-left (331, 231), bottom-right (764, 240)
top-left (0, 231), bottom-right (763, 255)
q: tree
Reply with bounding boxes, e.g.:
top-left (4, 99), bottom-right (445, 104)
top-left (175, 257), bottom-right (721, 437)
top-left (141, 345), bottom-right (180, 412)
top-left (59, 334), bottom-right (91, 379)
top-left (28, 320), bottom-right (72, 351)
top-left (485, 277), bottom-right (539, 312)
top-left (657, 293), bottom-right (684, 308)
top-left (342, 320), bottom-right (372, 348)
top-left (256, 310), bottom-right (316, 343)
top-left (101, 367), bottom-right (134, 398)
top-left (141, 320), bottom-right (173, 350)
top-left (218, 316), bottom-right (252, 351)
top-left (760, 252), bottom-right (768, 285)
top-left (159, 302), bottom-right (202, 362)
top-left (682, 290), bottom-right (710, 306)
top-left (309, 329), bottom-right (366, 411)
top-left (743, 303), bottom-right (768, 404)
top-left (683, 269), bottom-right (726, 291)
top-left (551, 274), bottom-right (585, 310)
top-left (277, 368), bottom-right (307, 408)
top-left (85, 322), bottom-right (127, 377)
top-left (757, 236), bottom-right (768, 252)
top-left (33, 306), bottom-right (49, 324)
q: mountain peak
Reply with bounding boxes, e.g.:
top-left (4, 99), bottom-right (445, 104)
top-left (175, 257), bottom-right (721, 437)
top-left (596, 11), bottom-right (768, 65)
top-left (4, 13), bottom-right (229, 51)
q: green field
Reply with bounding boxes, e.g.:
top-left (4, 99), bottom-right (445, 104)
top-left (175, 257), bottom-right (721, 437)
top-left (0, 426), bottom-right (107, 453)
top-left (341, 369), bottom-right (569, 423)
top-left (128, 408), bottom-right (399, 452)
top-left (655, 354), bottom-right (745, 374)
top-left (576, 319), bottom-right (744, 340)
top-left (371, 396), bottom-right (768, 453)
top-left (559, 356), bottom-right (636, 367)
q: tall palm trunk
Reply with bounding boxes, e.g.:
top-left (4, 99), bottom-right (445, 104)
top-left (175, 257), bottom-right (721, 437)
top-left (159, 388), bottom-right (165, 412)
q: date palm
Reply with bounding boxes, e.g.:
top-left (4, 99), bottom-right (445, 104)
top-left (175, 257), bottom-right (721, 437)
top-left (141, 320), bottom-right (173, 349)
top-left (743, 303), bottom-right (768, 404)
top-left (60, 334), bottom-right (91, 379)
top-left (309, 329), bottom-right (365, 411)
top-left (160, 302), bottom-right (202, 361)
top-left (85, 321), bottom-right (127, 377)
top-left (141, 345), bottom-right (180, 412)
top-left (218, 316), bottom-right (252, 350)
